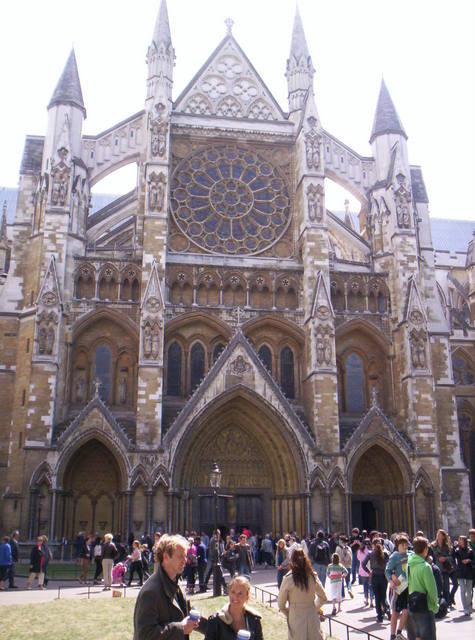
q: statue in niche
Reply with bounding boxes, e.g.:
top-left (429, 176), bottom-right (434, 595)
top-left (75, 375), bottom-right (86, 403)
top-left (119, 376), bottom-right (127, 404)
top-left (38, 327), bottom-right (47, 354)
top-left (304, 130), bottom-right (321, 169)
top-left (51, 165), bottom-right (69, 207)
top-left (410, 332), bottom-right (426, 369)
top-left (144, 325), bottom-right (152, 358)
top-left (150, 103), bottom-right (168, 157)
top-left (152, 328), bottom-right (160, 359)
top-left (46, 327), bottom-right (55, 355)
top-left (323, 336), bottom-right (332, 365)
top-left (316, 335), bottom-right (325, 365)
top-left (148, 172), bottom-right (166, 212)
top-left (307, 184), bottom-right (323, 222)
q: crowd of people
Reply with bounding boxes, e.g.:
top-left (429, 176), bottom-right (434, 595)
top-left (1, 525), bottom-right (474, 640)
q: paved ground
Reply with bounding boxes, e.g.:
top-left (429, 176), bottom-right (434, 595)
top-left (0, 566), bottom-right (474, 640)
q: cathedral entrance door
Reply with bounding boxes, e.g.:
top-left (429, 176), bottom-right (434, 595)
top-left (199, 495), bottom-right (230, 537)
top-left (350, 444), bottom-right (408, 533)
top-left (236, 495), bottom-right (263, 535)
top-left (61, 439), bottom-right (125, 541)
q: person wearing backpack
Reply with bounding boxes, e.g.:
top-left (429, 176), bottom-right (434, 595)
top-left (407, 537), bottom-right (438, 640)
top-left (310, 530), bottom-right (330, 587)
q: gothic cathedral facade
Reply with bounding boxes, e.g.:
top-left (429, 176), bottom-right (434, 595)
top-left (1, 2), bottom-right (474, 542)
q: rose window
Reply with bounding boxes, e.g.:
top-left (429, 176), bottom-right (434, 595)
top-left (170, 145), bottom-right (291, 255)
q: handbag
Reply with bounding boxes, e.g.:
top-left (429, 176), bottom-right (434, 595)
top-left (408, 591), bottom-right (428, 613)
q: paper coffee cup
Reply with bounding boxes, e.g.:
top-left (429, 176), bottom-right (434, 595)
top-left (189, 609), bottom-right (200, 621)
top-left (237, 631), bottom-right (251, 640)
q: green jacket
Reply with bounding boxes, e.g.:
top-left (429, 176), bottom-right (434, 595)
top-left (407, 553), bottom-right (438, 614)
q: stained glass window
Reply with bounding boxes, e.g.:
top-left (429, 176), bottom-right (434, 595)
top-left (94, 344), bottom-right (111, 403)
top-left (258, 345), bottom-right (272, 373)
top-left (453, 354), bottom-right (475, 385)
top-left (167, 342), bottom-right (182, 396)
top-left (280, 346), bottom-right (295, 399)
top-left (346, 353), bottom-right (365, 413)
top-left (170, 145), bottom-right (290, 255)
top-left (190, 343), bottom-right (205, 393)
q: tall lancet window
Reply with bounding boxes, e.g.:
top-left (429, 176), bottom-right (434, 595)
top-left (258, 345), bottom-right (273, 374)
top-left (280, 346), bottom-right (295, 399)
top-left (345, 352), bottom-right (365, 413)
top-left (94, 344), bottom-right (112, 403)
top-left (167, 342), bottom-right (182, 396)
top-left (190, 343), bottom-right (205, 393)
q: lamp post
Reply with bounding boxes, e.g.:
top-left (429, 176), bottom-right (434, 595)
top-left (209, 462), bottom-right (223, 597)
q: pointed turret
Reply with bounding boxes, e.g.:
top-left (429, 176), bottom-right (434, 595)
top-left (48, 50), bottom-right (86, 117)
top-left (370, 79), bottom-right (406, 144)
top-left (146, 0), bottom-right (175, 110)
top-left (286, 6), bottom-right (315, 118)
top-left (152, 0), bottom-right (172, 49)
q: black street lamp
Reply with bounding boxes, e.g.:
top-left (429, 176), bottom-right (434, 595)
top-left (210, 462), bottom-right (223, 597)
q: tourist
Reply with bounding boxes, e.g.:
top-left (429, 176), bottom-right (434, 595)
top-left (195, 535), bottom-right (207, 592)
top-left (184, 536), bottom-right (198, 594)
top-left (221, 539), bottom-right (239, 579)
top-left (152, 532), bottom-right (161, 573)
top-left (278, 547), bottom-right (328, 639)
top-left (349, 527), bottom-right (362, 584)
top-left (357, 539), bottom-right (374, 607)
top-left (128, 540), bottom-right (144, 587)
top-left (237, 534), bottom-right (254, 577)
top-left (101, 532), bottom-right (118, 591)
top-left (78, 533), bottom-right (92, 584)
top-left (26, 536), bottom-right (45, 590)
top-left (7, 530), bottom-right (19, 589)
top-left (309, 530), bottom-right (331, 587)
top-left (93, 535), bottom-right (103, 584)
top-left (204, 529), bottom-right (224, 589)
top-left (275, 538), bottom-right (290, 589)
top-left (407, 537), bottom-right (438, 640)
top-left (327, 552), bottom-right (348, 615)
top-left (261, 534), bottom-right (273, 567)
top-left (431, 529), bottom-right (457, 606)
top-left (363, 539), bottom-right (389, 622)
top-left (41, 535), bottom-right (52, 587)
top-left (453, 535), bottom-right (473, 615)
top-left (335, 536), bottom-right (354, 598)
top-left (0, 536), bottom-right (12, 591)
top-left (205, 575), bottom-right (263, 640)
top-left (386, 534), bottom-right (411, 640)
top-left (133, 534), bottom-right (206, 639)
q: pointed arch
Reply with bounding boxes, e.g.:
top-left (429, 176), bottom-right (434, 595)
top-left (336, 317), bottom-right (391, 349)
top-left (30, 461), bottom-right (53, 489)
top-left (72, 307), bottom-right (139, 341)
top-left (310, 466), bottom-right (327, 491)
top-left (329, 468), bottom-right (346, 491)
top-left (130, 464), bottom-right (151, 490)
top-left (152, 465), bottom-right (170, 489)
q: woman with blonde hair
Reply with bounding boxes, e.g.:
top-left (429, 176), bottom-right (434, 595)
top-left (101, 533), bottom-right (117, 591)
top-left (275, 539), bottom-right (289, 589)
top-left (205, 575), bottom-right (263, 639)
top-left (431, 529), bottom-right (457, 606)
top-left (278, 547), bottom-right (328, 640)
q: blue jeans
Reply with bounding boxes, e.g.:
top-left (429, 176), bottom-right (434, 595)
top-left (351, 553), bottom-right (359, 582)
top-left (409, 611), bottom-right (436, 640)
top-left (314, 563), bottom-right (327, 587)
top-left (360, 576), bottom-right (374, 601)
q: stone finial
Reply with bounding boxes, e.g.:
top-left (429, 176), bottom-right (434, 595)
top-left (371, 386), bottom-right (379, 407)
top-left (225, 18), bottom-right (234, 36)
top-left (93, 378), bottom-right (101, 398)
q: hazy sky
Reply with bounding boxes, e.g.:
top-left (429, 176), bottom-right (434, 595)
top-left (1, 0), bottom-right (474, 220)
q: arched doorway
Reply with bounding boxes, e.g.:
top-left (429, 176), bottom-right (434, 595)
top-left (350, 444), bottom-right (410, 533)
top-left (61, 439), bottom-right (125, 540)
top-left (171, 391), bottom-right (306, 536)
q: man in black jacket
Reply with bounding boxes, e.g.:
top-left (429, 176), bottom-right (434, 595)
top-left (133, 534), bottom-right (207, 639)
top-left (8, 530), bottom-right (19, 589)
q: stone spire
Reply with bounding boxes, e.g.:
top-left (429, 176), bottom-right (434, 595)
top-left (152, 0), bottom-right (172, 49)
top-left (146, 0), bottom-right (175, 109)
top-left (370, 79), bottom-right (407, 144)
top-left (48, 50), bottom-right (86, 116)
top-left (286, 5), bottom-right (315, 116)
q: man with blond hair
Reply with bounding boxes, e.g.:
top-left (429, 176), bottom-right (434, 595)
top-left (133, 534), bottom-right (207, 639)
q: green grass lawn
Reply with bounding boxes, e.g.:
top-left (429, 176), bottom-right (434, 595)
top-left (0, 595), bottom-right (287, 640)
